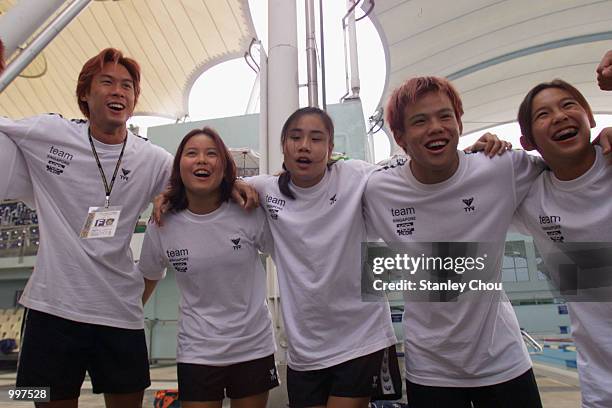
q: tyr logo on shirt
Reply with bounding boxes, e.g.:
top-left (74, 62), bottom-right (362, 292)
top-left (265, 194), bottom-right (286, 220)
top-left (462, 198), bottom-right (475, 212)
top-left (120, 168), bottom-right (131, 181)
top-left (46, 145), bottom-right (75, 175)
top-left (231, 238), bottom-right (242, 250)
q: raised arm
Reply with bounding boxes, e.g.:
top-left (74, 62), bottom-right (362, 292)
top-left (596, 50), bottom-right (612, 91)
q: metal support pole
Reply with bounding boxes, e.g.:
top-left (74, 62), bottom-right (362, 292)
top-left (258, 44), bottom-right (269, 175)
top-left (347, 0), bottom-right (360, 99)
top-left (319, 0), bottom-right (327, 110)
top-left (0, 0), bottom-right (66, 61)
top-left (246, 73), bottom-right (261, 114)
top-left (267, 0), bottom-right (299, 174)
top-left (0, 0), bottom-right (92, 93)
top-left (305, 0), bottom-right (318, 107)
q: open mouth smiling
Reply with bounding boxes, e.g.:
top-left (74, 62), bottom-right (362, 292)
top-left (424, 139), bottom-right (449, 151)
top-left (107, 102), bottom-right (125, 112)
top-left (552, 127), bottom-right (578, 142)
top-left (193, 169), bottom-right (211, 178)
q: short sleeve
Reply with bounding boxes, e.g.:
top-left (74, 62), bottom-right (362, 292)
top-left (341, 159), bottom-right (378, 178)
top-left (253, 207), bottom-right (274, 255)
top-left (149, 146), bottom-right (174, 200)
top-left (510, 150), bottom-right (546, 207)
top-left (138, 221), bottom-right (168, 280)
top-left (0, 135), bottom-right (33, 203)
top-left (510, 210), bottom-right (533, 236)
top-left (0, 115), bottom-right (43, 144)
top-left (362, 173), bottom-right (384, 242)
top-left (244, 174), bottom-right (273, 192)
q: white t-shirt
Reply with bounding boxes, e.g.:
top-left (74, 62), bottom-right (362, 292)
top-left (1, 114), bottom-right (173, 329)
top-left (0, 134), bottom-right (33, 202)
top-left (138, 203), bottom-right (276, 365)
top-left (248, 159), bottom-right (397, 371)
top-left (515, 146), bottom-right (612, 408)
top-left (364, 150), bottom-right (544, 387)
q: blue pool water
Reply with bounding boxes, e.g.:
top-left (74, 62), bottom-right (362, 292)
top-left (531, 342), bottom-right (577, 369)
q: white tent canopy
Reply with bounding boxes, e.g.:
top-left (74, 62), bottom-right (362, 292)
top-left (370, 0), bottom-right (612, 135)
top-left (0, 0), bottom-right (257, 120)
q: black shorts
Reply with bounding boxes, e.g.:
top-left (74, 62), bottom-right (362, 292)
top-left (177, 354), bottom-right (279, 401)
top-left (16, 309), bottom-right (150, 401)
top-left (406, 368), bottom-right (543, 408)
top-left (287, 348), bottom-right (385, 407)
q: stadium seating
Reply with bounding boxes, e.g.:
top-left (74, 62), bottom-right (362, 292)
top-left (0, 308), bottom-right (24, 344)
top-left (0, 201), bottom-right (39, 258)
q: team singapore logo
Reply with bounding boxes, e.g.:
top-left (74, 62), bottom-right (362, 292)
top-left (265, 194), bottom-right (286, 220)
top-left (167, 248), bottom-right (189, 273)
top-left (391, 207), bottom-right (416, 236)
top-left (539, 214), bottom-right (565, 242)
top-left (46, 145), bottom-right (75, 175)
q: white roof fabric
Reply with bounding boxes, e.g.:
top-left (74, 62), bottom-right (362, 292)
top-left (0, 0), bottom-right (256, 120)
top-left (370, 0), bottom-right (612, 135)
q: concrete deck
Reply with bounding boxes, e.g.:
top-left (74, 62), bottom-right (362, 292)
top-left (0, 360), bottom-right (581, 407)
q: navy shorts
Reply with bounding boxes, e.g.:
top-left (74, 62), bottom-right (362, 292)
top-left (177, 354), bottom-right (279, 401)
top-left (287, 348), bottom-right (385, 407)
top-left (406, 368), bottom-right (543, 408)
top-left (16, 309), bottom-right (150, 401)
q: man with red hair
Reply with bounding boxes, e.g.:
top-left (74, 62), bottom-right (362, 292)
top-left (364, 76), bottom-right (547, 407)
top-left (364, 76), bottom-right (612, 407)
top-left (0, 48), bottom-right (173, 407)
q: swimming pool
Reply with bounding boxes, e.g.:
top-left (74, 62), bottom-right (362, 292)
top-left (531, 341), bottom-right (577, 369)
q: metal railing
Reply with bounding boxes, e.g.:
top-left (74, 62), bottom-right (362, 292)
top-left (522, 329), bottom-right (544, 354)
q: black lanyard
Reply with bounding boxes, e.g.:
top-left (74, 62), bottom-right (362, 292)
top-left (88, 127), bottom-right (127, 208)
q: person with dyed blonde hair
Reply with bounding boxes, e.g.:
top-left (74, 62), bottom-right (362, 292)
top-left (364, 75), bottom-right (612, 408)
top-left (0, 47), bottom-right (174, 407)
top-left (365, 76), bottom-right (546, 408)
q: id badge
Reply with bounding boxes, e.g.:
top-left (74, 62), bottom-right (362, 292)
top-left (80, 206), bottom-right (122, 239)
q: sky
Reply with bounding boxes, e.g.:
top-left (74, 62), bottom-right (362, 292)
top-left (129, 1), bottom-right (612, 162)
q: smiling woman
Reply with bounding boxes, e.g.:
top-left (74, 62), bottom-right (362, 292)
top-left (138, 126), bottom-right (278, 408)
top-left (166, 127), bottom-right (236, 215)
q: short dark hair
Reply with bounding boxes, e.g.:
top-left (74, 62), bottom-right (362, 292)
top-left (166, 127), bottom-right (236, 212)
top-left (518, 79), bottom-right (595, 145)
top-left (278, 107), bottom-right (335, 199)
